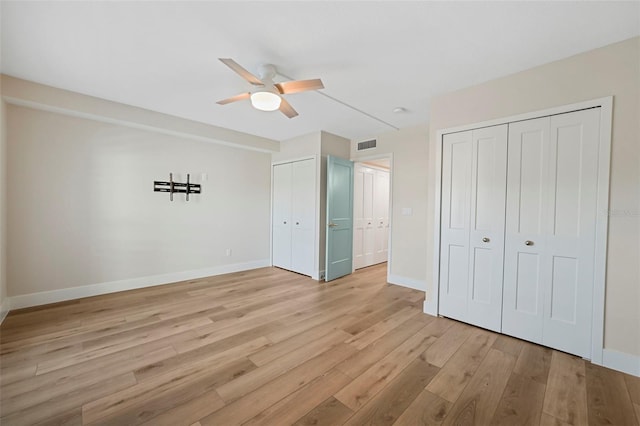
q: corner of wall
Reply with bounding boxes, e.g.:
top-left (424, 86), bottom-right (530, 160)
top-left (320, 131), bottom-right (351, 158)
top-left (0, 99), bottom-right (7, 320)
top-left (0, 298), bottom-right (9, 324)
top-left (387, 273), bottom-right (426, 292)
top-left (602, 349), bottom-right (640, 377)
top-left (422, 285), bottom-right (438, 317)
top-left (273, 131), bottom-right (321, 163)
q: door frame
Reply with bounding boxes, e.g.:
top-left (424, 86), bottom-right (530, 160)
top-left (429, 96), bottom-right (613, 364)
top-left (350, 153), bottom-right (394, 283)
top-left (352, 160), bottom-right (392, 272)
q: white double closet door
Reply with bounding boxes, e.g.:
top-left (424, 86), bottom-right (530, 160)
top-left (439, 108), bottom-right (600, 358)
top-left (353, 165), bottom-right (390, 270)
top-left (272, 158), bottom-right (315, 276)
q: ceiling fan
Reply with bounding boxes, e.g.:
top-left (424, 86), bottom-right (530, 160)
top-left (216, 58), bottom-right (324, 118)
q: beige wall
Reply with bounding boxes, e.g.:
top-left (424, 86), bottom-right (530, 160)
top-left (6, 104), bottom-right (272, 299)
top-left (429, 37), bottom-right (640, 357)
top-left (1, 75), bottom-right (279, 153)
top-left (351, 124), bottom-right (430, 287)
top-left (272, 132), bottom-right (320, 164)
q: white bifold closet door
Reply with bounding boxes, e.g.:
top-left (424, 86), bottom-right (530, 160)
top-left (290, 159), bottom-right (315, 275)
top-left (502, 108), bottom-right (600, 358)
top-left (272, 158), bottom-right (315, 277)
top-left (439, 125), bottom-right (508, 332)
top-left (272, 162), bottom-right (293, 270)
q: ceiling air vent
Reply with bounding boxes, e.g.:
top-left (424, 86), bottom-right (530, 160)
top-left (357, 139), bottom-right (377, 151)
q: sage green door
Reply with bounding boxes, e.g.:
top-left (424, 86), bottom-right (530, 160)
top-left (325, 155), bottom-right (354, 281)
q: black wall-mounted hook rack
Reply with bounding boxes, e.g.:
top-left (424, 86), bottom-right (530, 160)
top-left (154, 173), bottom-right (201, 201)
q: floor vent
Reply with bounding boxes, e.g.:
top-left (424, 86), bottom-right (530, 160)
top-left (357, 139), bottom-right (377, 150)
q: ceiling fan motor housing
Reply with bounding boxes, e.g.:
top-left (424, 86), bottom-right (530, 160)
top-left (257, 63), bottom-right (277, 82)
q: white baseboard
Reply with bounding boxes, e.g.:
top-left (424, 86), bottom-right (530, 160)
top-left (0, 298), bottom-right (10, 324)
top-left (387, 273), bottom-right (426, 292)
top-left (8, 259), bottom-right (271, 310)
top-left (602, 348), bottom-right (640, 377)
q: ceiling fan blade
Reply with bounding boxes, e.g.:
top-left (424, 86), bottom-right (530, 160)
top-left (275, 79), bottom-right (324, 95)
top-left (279, 97), bottom-right (299, 118)
top-left (216, 92), bottom-right (251, 105)
top-left (219, 58), bottom-right (263, 86)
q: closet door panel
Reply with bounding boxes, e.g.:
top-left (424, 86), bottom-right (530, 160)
top-left (502, 117), bottom-right (550, 343)
top-left (466, 125), bottom-right (508, 332)
top-left (439, 131), bottom-right (472, 322)
top-left (291, 159), bottom-right (315, 276)
top-left (353, 167), bottom-right (365, 269)
top-left (362, 170), bottom-right (375, 266)
top-left (272, 163), bottom-right (293, 270)
top-left (374, 170), bottom-right (390, 264)
top-left (542, 108), bottom-right (600, 358)
top-left (514, 252), bottom-right (541, 314)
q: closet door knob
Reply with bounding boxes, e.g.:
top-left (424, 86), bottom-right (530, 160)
top-left (525, 240), bottom-right (534, 246)
top-left (283, 221), bottom-right (287, 224)
top-left (482, 237), bottom-right (490, 243)
top-left (296, 222), bottom-right (299, 225)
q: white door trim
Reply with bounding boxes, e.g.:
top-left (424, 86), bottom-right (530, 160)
top-left (429, 96), bottom-right (612, 364)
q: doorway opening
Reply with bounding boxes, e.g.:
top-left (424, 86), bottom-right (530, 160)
top-left (352, 156), bottom-right (392, 273)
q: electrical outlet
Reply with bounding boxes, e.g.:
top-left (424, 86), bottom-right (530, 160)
top-left (225, 248), bottom-right (232, 256)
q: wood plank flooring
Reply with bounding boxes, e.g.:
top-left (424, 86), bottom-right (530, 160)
top-left (1, 264), bottom-right (639, 425)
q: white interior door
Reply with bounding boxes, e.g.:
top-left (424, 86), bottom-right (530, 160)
top-left (466, 125), bottom-right (508, 332)
top-left (291, 159), bottom-right (316, 276)
top-left (502, 109), bottom-right (600, 358)
top-left (272, 163), bottom-right (292, 270)
top-left (353, 167), bottom-right (364, 269)
top-left (439, 125), bottom-right (508, 332)
top-left (542, 108), bottom-right (600, 358)
top-left (374, 170), bottom-right (390, 264)
top-left (353, 165), bottom-right (374, 269)
top-left (502, 117), bottom-right (550, 344)
top-left (362, 168), bottom-right (375, 267)
top-left (439, 131), bottom-right (473, 322)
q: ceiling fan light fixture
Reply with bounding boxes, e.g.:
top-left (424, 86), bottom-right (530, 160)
top-left (250, 91), bottom-right (281, 111)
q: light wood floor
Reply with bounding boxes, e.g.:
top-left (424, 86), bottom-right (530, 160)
top-left (1, 264), bottom-right (639, 426)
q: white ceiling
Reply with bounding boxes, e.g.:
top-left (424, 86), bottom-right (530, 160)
top-left (2, 1), bottom-right (639, 142)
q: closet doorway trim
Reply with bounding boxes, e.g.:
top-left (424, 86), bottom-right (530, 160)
top-left (429, 96), bottom-right (613, 365)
